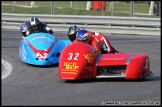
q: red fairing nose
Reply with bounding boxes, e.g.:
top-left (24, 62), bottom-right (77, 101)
top-left (59, 42), bottom-right (99, 80)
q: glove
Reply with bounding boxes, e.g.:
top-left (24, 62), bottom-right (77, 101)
top-left (94, 32), bottom-right (100, 36)
top-left (45, 26), bottom-right (51, 31)
top-left (26, 30), bottom-right (30, 35)
top-left (46, 26), bottom-right (53, 34)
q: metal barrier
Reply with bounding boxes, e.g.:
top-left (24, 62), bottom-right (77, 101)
top-left (2, 13), bottom-right (161, 36)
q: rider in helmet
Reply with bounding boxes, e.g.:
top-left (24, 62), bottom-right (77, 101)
top-left (20, 17), bottom-right (53, 37)
top-left (67, 25), bottom-right (80, 42)
top-left (76, 29), bottom-right (89, 43)
top-left (20, 22), bottom-right (30, 38)
top-left (76, 29), bottom-right (102, 53)
top-left (67, 25), bottom-right (118, 54)
top-left (29, 17), bottom-right (41, 33)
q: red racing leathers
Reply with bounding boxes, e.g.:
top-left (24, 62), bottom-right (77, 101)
top-left (87, 31), bottom-right (112, 54)
top-left (73, 31), bottom-right (117, 54)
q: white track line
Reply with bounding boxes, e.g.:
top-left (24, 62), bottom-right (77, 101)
top-left (1, 59), bottom-right (12, 79)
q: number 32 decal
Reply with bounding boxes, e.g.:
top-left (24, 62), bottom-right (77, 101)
top-left (68, 53), bottom-right (79, 60)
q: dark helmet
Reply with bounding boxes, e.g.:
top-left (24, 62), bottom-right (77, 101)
top-left (67, 25), bottom-right (80, 42)
top-left (76, 29), bottom-right (90, 43)
top-left (29, 17), bottom-right (40, 31)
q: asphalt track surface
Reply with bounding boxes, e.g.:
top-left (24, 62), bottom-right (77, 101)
top-left (1, 29), bottom-right (161, 106)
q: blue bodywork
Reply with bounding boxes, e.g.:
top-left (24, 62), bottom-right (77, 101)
top-left (19, 32), bottom-right (71, 66)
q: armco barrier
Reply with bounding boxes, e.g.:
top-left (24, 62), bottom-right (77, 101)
top-left (2, 13), bottom-right (161, 36)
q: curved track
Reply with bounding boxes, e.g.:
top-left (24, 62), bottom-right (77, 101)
top-left (1, 29), bottom-right (161, 106)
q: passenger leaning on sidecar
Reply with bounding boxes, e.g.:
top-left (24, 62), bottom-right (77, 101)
top-left (20, 17), bottom-right (53, 37)
top-left (67, 25), bottom-right (118, 54)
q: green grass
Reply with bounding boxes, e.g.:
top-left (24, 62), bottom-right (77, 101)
top-left (2, 1), bottom-right (159, 18)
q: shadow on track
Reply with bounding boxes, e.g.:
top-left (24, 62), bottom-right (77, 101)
top-left (62, 75), bottom-right (160, 84)
top-left (26, 63), bottom-right (59, 68)
top-left (19, 59), bottom-right (59, 68)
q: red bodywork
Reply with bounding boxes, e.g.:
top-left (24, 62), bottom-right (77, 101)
top-left (59, 42), bottom-right (152, 80)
